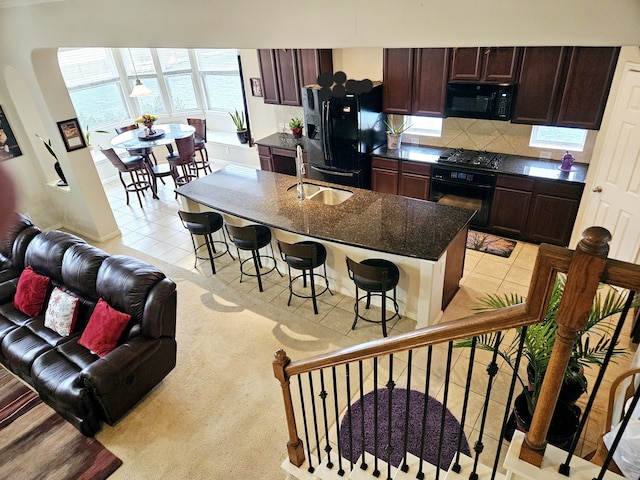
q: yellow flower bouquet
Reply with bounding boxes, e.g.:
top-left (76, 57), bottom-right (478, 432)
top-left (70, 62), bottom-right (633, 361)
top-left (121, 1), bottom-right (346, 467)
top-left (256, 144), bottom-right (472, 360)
top-left (135, 114), bottom-right (157, 124)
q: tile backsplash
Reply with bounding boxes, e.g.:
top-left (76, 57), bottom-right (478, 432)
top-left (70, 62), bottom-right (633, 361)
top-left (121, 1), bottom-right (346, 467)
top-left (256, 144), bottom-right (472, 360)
top-left (409, 117), bottom-right (596, 164)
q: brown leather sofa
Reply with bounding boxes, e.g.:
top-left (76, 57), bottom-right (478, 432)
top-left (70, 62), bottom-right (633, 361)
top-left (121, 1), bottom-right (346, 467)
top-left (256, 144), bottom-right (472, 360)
top-left (0, 214), bottom-right (177, 436)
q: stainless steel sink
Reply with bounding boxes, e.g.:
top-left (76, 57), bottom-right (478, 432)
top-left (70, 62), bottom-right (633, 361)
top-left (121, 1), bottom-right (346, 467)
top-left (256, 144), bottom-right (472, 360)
top-left (289, 182), bottom-right (353, 206)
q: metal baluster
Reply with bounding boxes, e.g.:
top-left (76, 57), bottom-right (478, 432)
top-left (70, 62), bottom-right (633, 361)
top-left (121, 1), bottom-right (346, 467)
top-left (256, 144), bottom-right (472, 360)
top-left (417, 346), bottom-right (433, 480)
top-left (308, 371), bottom-right (322, 467)
top-left (373, 357), bottom-right (380, 477)
top-left (593, 386), bottom-right (640, 480)
top-left (359, 360), bottom-right (368, 471)
top-left (435, 342), bottom-right (454, 480)
top-left (401, 350), bottom-right (413, 473)
top-left (491, 327), bottom-right (527, 480)
top-left (346, 363), bottom-right (354, 471)
top-left (332, 366), bottom-right (345, 476)
top-left (470, 332), bottom-right (502, 480)
top-left (560, 290), bottom-right (636, 476)
top-left (319, 369), bottom-right (334, 469)
top-left (297, 375), bottom-right (315, 473)
top-left (452, 337), bottom-right (477, 473)
top-left (386, 354), bottom-right (395, 480)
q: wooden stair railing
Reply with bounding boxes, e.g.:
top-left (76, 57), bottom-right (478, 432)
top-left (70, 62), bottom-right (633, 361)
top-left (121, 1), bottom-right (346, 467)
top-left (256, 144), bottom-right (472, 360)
top-left (273, 226), bottom-right (640, 469)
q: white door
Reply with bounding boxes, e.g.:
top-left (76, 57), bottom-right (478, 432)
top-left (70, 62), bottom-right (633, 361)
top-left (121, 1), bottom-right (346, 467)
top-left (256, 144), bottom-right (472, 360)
top-left (578, 63), bottom-right (640, 263)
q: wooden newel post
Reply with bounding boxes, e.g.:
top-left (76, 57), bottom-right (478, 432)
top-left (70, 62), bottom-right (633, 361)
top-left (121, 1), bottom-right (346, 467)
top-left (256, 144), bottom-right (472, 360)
top-left (520, 227), bottom-right (611, 466)
top-left (273, 349), bottom-right (305, 467)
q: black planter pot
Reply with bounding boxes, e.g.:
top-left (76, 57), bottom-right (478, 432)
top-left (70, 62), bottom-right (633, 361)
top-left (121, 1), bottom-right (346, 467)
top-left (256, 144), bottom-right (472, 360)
top-left (526, 363), bottom-right (587, 404)
top-left (511, 391), bottom-right (581, 449)
top-left (236, 130), bottom-right (250, 145)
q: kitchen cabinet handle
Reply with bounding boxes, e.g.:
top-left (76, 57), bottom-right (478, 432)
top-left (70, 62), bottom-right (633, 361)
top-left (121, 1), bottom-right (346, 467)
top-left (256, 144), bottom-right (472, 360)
top-left (592, 186), bottom-right (603, 193)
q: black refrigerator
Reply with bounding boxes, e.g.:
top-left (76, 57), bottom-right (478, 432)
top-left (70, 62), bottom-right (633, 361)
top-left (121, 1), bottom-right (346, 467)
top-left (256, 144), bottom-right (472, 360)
top-left (302, 83), bottom-right (386, 189)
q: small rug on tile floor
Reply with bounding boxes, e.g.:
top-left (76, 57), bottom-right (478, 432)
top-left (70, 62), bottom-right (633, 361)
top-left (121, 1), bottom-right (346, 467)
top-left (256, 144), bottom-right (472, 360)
top-left (0, 367), bottom-right (122, 480)
top-left (466, 230), bottom-right (516, 258)
top-left (339, 388), bottom-right (470, 469)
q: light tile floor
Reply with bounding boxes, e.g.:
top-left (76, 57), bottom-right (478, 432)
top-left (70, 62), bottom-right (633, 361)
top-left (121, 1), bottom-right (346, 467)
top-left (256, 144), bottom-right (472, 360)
top-left (97, 160), bottom-right (636, 470)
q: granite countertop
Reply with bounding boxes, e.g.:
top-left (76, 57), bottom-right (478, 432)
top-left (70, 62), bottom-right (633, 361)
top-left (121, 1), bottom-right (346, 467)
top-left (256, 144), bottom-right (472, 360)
top-left (371, 144), bottom-right (589, 184)
top-left (256, 133), bottom-right (589, 185)
top-left (176, 165), bottom-right (474, 261)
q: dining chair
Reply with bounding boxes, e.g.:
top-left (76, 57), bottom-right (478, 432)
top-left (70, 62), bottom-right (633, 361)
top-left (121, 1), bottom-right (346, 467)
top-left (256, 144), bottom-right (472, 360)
top-left (186, 118), bottom-right (211, 176)
top-left (115, 124), bottom-right (158, 166)
top-left (166, 134), bottom-right (198, 191)
top-left (99, 146), bottom-right (151, 208)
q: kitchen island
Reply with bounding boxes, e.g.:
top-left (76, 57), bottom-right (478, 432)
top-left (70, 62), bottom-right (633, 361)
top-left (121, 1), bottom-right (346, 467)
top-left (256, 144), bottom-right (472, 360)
top-left (176, 165), bottom-right (475, 327)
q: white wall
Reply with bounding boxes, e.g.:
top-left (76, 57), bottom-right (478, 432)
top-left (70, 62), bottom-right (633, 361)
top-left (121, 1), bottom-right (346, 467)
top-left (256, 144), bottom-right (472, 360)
top-left (0, 0), bottom-right (639, 239)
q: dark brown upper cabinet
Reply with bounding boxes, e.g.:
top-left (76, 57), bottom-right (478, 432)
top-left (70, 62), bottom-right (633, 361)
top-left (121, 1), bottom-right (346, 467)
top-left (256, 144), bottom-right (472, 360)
top-left (257, 49), bottom-right (333, 106)
top-left (383, 48), bottom-right (449, 116)
top-left (449, 47), bottom-right (522, 83)
top-left (512, 46), bottom-right (619, 129)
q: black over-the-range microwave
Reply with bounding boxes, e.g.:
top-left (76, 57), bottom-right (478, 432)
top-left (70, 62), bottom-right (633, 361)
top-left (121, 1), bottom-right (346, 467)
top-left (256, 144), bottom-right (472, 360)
top-left (444, 82), bottom-right (516, 121)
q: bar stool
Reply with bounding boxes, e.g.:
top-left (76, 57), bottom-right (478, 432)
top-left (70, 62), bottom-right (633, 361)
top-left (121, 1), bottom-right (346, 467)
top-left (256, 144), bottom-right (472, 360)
top-left (225, 224), bottom-right (282, 292)
top-left (346, 257), bottom-right (401, 337)
top-left (277, 240), bottom-right (332, 315)
top-left (178, 211), bottom-right (233, 274)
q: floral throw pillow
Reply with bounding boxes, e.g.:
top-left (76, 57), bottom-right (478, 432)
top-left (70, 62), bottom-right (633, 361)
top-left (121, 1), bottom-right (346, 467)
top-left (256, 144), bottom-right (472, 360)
top-left (44, 287), bottom-right (80, 336)
top-left (78, 298), bottom-right (131, 357)
top-left (13, 266), bottom-right (50, 316)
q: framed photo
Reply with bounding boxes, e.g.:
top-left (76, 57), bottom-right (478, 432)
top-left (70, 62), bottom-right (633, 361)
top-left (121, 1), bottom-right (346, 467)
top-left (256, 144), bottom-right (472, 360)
top-left (0, 105), bottom-right (23, 161)
top-left (57, 118), bottom-right (86, 152)
top-left (250, 77), bottom-right (263, 97)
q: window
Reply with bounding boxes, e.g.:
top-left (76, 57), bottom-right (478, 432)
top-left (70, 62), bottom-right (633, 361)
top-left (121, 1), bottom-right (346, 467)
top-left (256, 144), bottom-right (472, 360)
top-left (529, 125), bottom-right (587, 151)
top-left (195, 49), bottom-right (244, 112)
top-left (58, 48), bottom-right (129, 129)
top-left (405, 116), bottom-right (443, 137)
top-left (58, 47), bottom-right (245, 131)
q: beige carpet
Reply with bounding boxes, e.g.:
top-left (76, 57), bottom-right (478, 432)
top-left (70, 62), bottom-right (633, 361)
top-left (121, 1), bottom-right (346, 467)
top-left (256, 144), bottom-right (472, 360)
top-left (92, 239), bottom-right (367, 479)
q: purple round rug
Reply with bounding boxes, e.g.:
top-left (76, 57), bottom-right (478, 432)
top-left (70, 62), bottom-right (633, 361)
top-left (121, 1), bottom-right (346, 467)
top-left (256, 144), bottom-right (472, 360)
top-left (339, 388), bottom-right (470, 468)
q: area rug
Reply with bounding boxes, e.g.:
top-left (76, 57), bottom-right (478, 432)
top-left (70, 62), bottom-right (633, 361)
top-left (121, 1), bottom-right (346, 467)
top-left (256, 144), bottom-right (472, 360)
top-left (339, 388), bottom-right (470, 469)
top-left (0, 367), bottom-right (122, 480)
top-left (466, 230), bottom-right (517, 258)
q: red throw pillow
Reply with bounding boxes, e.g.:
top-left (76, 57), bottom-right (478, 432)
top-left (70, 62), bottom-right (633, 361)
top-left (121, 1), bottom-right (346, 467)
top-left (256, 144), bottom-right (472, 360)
top-left (13, 266), bottom-right (50, 316)
top-left (78, 298), bottom-right (131, 357)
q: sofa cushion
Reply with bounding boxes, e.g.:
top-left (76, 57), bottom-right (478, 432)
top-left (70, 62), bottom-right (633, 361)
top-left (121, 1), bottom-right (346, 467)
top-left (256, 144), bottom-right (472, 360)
top-left (78, 298), bottom-right (131, 357)
top-left (44, 287), bottom-right (79, 336)
top-left (13, 266), bottom-right (50, 316)
top-left (61, 243), bottom-right (108, 300)
top-left (25, 231), bottom-right (85, 285)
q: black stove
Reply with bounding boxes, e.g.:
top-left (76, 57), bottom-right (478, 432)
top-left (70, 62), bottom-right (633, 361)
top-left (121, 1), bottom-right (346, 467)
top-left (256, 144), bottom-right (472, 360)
top-left (438, 148), bottom-right (503, 170)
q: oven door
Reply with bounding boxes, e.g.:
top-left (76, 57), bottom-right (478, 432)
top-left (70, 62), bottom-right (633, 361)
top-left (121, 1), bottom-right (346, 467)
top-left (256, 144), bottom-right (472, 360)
top-left (429, 173), bottom-right (495, 226)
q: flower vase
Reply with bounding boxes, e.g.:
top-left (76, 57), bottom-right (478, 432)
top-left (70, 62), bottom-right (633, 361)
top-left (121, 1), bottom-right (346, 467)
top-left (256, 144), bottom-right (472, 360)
top-left (144, 121), bottom-right (155, 136)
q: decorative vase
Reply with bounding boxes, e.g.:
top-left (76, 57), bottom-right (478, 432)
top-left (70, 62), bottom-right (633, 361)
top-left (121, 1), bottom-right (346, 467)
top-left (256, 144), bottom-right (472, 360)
top-left (387, 133), bottom-right (402, 150)
top-left (560, 151), bottom-right (575, 172)
top-left (54, 161), bottom-right (68, 187)
top-left (143, 121), bottom-right (155, 136)
top-left (291, 127), bottom-right (303, 139)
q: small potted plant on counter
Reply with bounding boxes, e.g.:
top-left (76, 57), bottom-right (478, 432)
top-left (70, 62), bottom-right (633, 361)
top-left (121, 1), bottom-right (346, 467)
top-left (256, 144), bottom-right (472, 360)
top-left (289, 117), bottom-right (303, 138)
top-left (384, 116), bottom-right (411, 150)
top-left (230, 109), bottom-right (249, 144)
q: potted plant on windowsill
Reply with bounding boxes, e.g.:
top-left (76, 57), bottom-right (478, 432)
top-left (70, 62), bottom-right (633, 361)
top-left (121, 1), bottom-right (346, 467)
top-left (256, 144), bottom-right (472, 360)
top-left (289, 117), bottom-right (303, 139)
top-left (229, 109), bottom-right (249, 144)
top-left (84, 125), bottom-right (109, 150)
top-left (384, 117), bottom-right (411, 150)
top-left (454, 274), bottom-right (634, 447)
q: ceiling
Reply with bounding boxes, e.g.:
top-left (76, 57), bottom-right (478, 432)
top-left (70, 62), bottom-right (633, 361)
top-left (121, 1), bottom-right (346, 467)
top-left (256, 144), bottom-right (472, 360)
top-left (0, 0), bottom-right (62, 8)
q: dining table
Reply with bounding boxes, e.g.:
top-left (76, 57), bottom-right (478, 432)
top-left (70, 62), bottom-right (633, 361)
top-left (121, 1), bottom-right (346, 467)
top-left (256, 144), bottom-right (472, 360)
top-left (111, 123), bottom-right (196, 199)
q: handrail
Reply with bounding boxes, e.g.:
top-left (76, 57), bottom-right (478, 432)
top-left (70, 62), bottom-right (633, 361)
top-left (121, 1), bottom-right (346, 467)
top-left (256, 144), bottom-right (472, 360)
top-left (273, 226), bottom-right (640, 470)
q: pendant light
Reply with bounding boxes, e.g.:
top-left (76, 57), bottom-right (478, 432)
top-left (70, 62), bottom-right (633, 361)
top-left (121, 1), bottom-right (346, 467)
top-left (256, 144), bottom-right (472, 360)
top-left (128, 48), bottom-right (153, 97)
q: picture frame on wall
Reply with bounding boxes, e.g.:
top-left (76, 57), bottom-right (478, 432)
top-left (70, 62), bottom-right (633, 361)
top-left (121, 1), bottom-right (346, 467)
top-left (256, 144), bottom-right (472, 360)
top-left (250, 77), bottom-right (263, 97)
top-left (0, 105), bottom-right (23, 161)
top-left (57, 118), bottom-right (86, 152)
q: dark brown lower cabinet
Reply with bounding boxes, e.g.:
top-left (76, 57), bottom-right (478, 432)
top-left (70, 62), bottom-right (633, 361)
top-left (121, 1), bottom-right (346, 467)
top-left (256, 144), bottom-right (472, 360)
top-left (371, 157), bottom-right (399, 194)
top-left (398, 161), bottom-right (430, 200)
top-left (525, 181), bottom-right (583, 246)
top-left (490, 175), bottom-right (583, 246)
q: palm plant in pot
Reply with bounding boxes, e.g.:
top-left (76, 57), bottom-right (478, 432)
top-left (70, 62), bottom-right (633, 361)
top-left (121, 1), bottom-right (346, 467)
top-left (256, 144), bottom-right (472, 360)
top-left (229, 109), bottom-right (249, 144)
top-left (384, 116), bottom-right (411, 150)
top-left (455, 274), bottom-right (633, 446)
